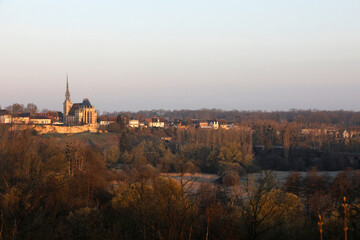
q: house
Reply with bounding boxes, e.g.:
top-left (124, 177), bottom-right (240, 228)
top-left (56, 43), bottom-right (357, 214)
top-left (209, 120), bottom-right (219, 129)
top-left (343, 130), bottom-right (350, 138)
top-left (217, 119), bottom-right (229, 129)
top-left (0, 110), bottom-right (11, 124)
top-left (11, 113), bottom-right (30, 124)
top-left (128, 119), bottom-right (139, 128)
top-left (199, 121), bottom-right (211, 129)
top-left (152, 117), bottom-right (165, 128)
top-left (29, 116), bottom-right (51, 125)
top-left (198, 120), bottom-right (220, 129)
top-left (350, 131), bottom-right (360, 138)
top-left (173, 119), bottom-right (187, 129)
top-left (145, 117), bottom-right (165, 128)
top-left (98, 116), bottom-right (116, 126)
top-left (220, 124), bottom-right (230, 130)
top-left (45, 111), bottom-right (63, 123)
top-left (301, 128), bottom-right (326, 136)
top-left (0, 115), bottom-right (12, 124)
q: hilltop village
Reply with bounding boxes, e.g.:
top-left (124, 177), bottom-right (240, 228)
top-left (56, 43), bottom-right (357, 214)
top-left (1, 79), bottom-right (360, 140)
top-left (1, 103), bottom-right (360, 140)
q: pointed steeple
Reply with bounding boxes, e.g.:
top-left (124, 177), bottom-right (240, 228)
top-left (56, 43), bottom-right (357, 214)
top-left (65, 74), bottom-right (71, 101)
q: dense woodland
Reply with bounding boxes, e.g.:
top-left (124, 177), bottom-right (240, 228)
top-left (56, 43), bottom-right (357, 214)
top-left (102, 115), bottom-right (360, 173)
top-left (1, 122), bottom-right (360, 240)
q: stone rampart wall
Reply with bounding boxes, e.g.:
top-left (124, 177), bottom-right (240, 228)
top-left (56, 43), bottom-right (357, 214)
top-left (9, 124), bottom-right (98, 134)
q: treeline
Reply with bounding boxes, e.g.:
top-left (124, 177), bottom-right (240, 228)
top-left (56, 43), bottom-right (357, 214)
top-left (1, 127), bottom-right (360, 239)
top-left (2, 103), bottom-right (40, 114)
top-left (104, 124), bottom-right (254, 174)
top-left (250, 120), bottom-right (360, 171)
top-left (102, 118), bottom-right (360, 172)
top-left (102, 109), bottom-right (360, 126)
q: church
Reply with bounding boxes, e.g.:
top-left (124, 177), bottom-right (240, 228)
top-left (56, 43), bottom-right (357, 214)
top-left (63, 78), bottom-right (97, 126)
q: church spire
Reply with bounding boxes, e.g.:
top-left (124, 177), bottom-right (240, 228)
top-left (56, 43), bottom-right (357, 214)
top-left (65, 74), bottom-right (71, 101)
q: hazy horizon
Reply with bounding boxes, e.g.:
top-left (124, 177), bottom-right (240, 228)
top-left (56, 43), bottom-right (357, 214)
top-left (1, 0), bottom-right (359, 112)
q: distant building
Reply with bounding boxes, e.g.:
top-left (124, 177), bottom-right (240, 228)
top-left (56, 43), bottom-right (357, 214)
top-left (12, 113), bottom-right (30, 124)
top-left (217, 119), bottom-right (230, 130)
top-left (209, 120), bottom-right (219, 129)
top-left (301, 128), bottom-right (325, 136)
top-left (98, 116), bottom-right (116, 126)
top-left (45, 111), bottom-right (63, 123)
top-left (350, 131), bottom-right (360, 138)
top-left (0, 110), bottom-right (11, 124)
top-left (63, 77), bottom-right (97, 126)
top-left (343, 130), bottom-right (350, 138)
top-left (199, 121), bottom-right (209, 129)
top-left (220, 124), bottom-right (230, 130)
top-left (128, 119), bottom-right (140, 128)
top-left (29, 116), bottom-right (51, 125)
top-left (145, 117), bottom-right (165, 128)
top-left (173, 119), bottom-right (187, 129)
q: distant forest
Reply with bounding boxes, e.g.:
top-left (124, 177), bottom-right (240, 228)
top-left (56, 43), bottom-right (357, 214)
top-left (103, 109), bottom-right (360, 126)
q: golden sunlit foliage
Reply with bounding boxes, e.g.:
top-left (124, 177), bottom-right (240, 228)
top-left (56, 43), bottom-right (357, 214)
top-left (0, 126), bottom-right (360, 240)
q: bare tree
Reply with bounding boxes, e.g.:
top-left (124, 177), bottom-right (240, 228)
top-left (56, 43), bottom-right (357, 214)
top-left (25, 103), bottom-right (38, 114)
top-left (6, 103), bottom-right (24, 114)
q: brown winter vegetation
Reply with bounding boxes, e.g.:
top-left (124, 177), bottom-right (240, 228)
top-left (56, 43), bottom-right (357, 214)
top-left (1, 118), bottom-right (360, 239)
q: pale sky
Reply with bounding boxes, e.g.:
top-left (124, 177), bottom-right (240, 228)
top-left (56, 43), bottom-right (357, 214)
top-left (1, 0), bottom-right (359, 113)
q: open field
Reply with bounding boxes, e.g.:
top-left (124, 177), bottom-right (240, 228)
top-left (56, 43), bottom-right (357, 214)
top-left (164, 171), bottom-right (343, 191)
top-left (41, 132), bottom-right (119, 150)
